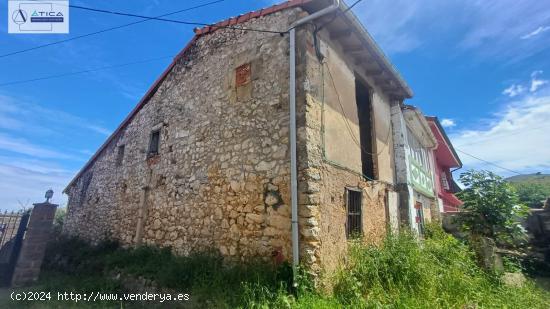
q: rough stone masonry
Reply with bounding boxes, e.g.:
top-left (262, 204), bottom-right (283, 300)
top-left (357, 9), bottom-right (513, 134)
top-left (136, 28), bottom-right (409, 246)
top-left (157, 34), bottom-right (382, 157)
top-left (63, 5), bottom-right (402, 275)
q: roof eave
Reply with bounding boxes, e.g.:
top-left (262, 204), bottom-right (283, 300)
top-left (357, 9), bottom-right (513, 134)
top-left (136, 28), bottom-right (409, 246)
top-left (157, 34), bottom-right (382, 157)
top-left (426, 116), bottom-right (463, 168)
top-left (402, 105), bottom-right (437, 148)
top-left (340, 2), bottom-right (413, 99)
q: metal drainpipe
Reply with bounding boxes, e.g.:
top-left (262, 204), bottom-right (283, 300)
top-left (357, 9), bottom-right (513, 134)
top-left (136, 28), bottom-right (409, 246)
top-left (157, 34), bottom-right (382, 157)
top-left (288, 0), bottom-right (340, 283)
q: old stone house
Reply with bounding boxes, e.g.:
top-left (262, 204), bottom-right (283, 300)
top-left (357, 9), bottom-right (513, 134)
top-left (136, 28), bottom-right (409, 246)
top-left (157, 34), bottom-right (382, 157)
top-left (63, 0), bottom-right (414, 275)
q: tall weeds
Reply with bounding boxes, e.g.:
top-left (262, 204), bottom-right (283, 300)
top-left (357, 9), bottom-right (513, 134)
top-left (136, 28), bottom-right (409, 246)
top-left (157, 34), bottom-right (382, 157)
top-left (33, 227), bottom-right (550, 308)
top-left (332, 225), bottom-right (549, 308)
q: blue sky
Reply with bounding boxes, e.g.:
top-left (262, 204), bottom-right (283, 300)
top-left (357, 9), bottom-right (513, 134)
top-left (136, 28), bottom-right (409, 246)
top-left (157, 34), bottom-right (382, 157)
top-left (0, 0), bottom-right (549, 208)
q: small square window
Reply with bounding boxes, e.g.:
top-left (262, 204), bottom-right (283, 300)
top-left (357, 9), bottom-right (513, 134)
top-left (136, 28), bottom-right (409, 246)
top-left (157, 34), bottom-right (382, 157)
top-left (346, 188), bottom-right (362, 238)
top-left (148, 130), bottom-right (160, 155)
top-left (116, 145), bottom-right (125, 166)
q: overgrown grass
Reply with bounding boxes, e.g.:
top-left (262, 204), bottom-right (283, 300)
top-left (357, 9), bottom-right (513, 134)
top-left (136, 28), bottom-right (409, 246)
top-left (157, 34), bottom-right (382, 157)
top-left (332, 225), bottom-right (550, 308)
top-left (39, 236), bottom-right (296, 308)
top-left (3, 227), bottom-right (549, 308)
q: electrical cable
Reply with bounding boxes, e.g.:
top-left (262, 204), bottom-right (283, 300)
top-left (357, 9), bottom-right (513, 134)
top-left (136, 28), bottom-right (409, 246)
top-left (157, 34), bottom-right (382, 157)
top-left (0, 31), bottom-right (284, 87)
top-left (311, 0), bottom-right (365, 61)
top-left (344, 0), bottom-right (366, 13)
top-left (0, 0), bottom-right (268, 59)
top-left (0, 56), bottom-right (173, 87)
top-left (67, 3), bottom-right (285, 34)
top-left (325, 60), bottom-right (522, 176)
top-left (456, 124), bottom-right (550, 147)
top-left (324, 61), bottom-right (392, 156)
top-left (454, 149), bottom-right (522, 175)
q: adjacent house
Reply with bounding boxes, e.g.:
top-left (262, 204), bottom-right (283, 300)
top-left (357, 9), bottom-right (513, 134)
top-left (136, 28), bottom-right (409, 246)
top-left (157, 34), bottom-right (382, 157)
top-left (426, 116), bottom-right (463, 213)
top-left (63, 0), bottom-right (418, 275)
top-left (391, 105), bottom-right (438, 235)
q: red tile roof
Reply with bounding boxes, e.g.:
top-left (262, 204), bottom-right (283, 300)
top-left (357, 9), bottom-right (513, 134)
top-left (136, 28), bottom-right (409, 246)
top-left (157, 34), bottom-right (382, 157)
top-left (194, 0), bottom-right (311, 36)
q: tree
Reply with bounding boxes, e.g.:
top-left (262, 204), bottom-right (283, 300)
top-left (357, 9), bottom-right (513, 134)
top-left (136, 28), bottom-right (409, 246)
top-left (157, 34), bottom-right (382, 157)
top-left (512, 183), bottom-right (549, 208)
top-left (456, 170), bottom-right (529, 244)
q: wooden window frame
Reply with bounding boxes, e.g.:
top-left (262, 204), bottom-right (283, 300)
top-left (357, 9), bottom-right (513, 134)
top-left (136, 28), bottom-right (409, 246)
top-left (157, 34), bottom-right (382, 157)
top-left (148, 129), bottom-right (161, 156)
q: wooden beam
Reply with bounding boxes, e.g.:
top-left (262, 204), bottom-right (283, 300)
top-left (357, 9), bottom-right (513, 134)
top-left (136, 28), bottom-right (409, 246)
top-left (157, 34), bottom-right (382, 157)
top-left (346, 47), bottom-right (367, 54)
top-left (330, 29), bottom-right (352, 40)
top-left (354, 57), bottom-right (376, 66)
top-left (373, 71), bottom-right (389, 83)
top-left (365, 68), bottom-right (383, 76)
top-left (382, 85), bottom-right (398, 92)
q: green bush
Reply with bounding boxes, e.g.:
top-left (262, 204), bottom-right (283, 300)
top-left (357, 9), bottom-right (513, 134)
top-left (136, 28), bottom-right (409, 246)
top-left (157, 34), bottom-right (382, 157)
top-left (456, 170), bottom-right (529, 244)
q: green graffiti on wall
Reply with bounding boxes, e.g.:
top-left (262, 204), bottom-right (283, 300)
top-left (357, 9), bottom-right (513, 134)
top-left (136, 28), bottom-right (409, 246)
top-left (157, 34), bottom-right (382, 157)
top-left (408, 156), bottom-right (434, 197)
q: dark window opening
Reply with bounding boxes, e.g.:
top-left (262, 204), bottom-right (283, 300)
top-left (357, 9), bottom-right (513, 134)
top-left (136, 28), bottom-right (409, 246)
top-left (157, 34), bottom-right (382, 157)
top-left (116, 145), bottom-right (125, 166)
top-left (148, 130), bottom-right (160, 155)
top-left (346, 188), bottom-right (363, 238)
top-left (355, 75), bottom-right (375, 180)
top-left (80, 172), bottom-right (93, 205)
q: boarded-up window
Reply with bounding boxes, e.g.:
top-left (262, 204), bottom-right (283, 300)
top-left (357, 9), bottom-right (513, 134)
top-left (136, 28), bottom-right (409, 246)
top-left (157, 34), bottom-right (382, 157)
top-left (148, 130), bottom-right (160, 155)
top-left (346, 188), bottom-right (362, 238)
top-left (235, 63), bottom-right (251, 87)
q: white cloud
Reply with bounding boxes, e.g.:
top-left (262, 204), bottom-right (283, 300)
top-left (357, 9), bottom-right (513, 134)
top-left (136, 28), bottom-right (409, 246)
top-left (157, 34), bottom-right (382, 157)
top-left (521, 25), bottom-right (550, 39)
top-left (451, 87), bottom-right (550, 176)
top-left (530, 71), bottom-right (548, 92)
top-left (502, 84), bottom-right (525, 97)
top-left (354, 0), bottom-right (443, 54)
top-left (0, 94), bottom-right (111, 137)
top-left (502, 71), bottom-right (548, 97)
top-left (531, 79), bottom-right (548, 92)
top-left (351, 0), bottom-right (550, 60)
top-left (0, 160), bottom-right (71, 209)
top-left (0, 133), bottom-right (80, 160)
top-left (440, 118), bottom-right (456, 128)
top-left (0, 94), bottom-right (103, 209)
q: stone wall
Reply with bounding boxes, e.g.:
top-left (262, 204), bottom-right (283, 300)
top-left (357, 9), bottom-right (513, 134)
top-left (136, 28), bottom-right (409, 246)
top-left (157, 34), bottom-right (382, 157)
top-left (64, 9), bottom-right (303, 262)
top-left (12, 202), bottom-right (57, 287)
top-left (295, 25), bottom-right (398, 275)
top-left (64, 6), bottom-right (400, 276)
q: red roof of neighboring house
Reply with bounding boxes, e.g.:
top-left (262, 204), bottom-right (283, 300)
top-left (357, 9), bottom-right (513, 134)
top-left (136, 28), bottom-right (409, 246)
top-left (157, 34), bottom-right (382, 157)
top-left (426, 116), bottom-right (461, 169)
top-left (439, 190), bottom-right (463, 208)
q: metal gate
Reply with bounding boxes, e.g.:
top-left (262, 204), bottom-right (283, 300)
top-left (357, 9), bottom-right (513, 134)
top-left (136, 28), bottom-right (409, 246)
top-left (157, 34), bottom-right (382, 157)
top-left (0, 210), bottom-right (30, 286)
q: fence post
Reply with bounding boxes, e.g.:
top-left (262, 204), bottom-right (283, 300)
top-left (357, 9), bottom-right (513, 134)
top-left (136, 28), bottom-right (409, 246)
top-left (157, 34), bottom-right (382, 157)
top-left (11, 193), bottom-right (57, 287)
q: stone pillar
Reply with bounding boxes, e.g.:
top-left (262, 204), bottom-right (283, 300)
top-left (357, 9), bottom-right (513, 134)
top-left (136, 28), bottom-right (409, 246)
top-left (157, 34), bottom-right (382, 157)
top-left (390, 101), bottom-right (416, 231)
top-left (11, 201), bottom-right (57, 287)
